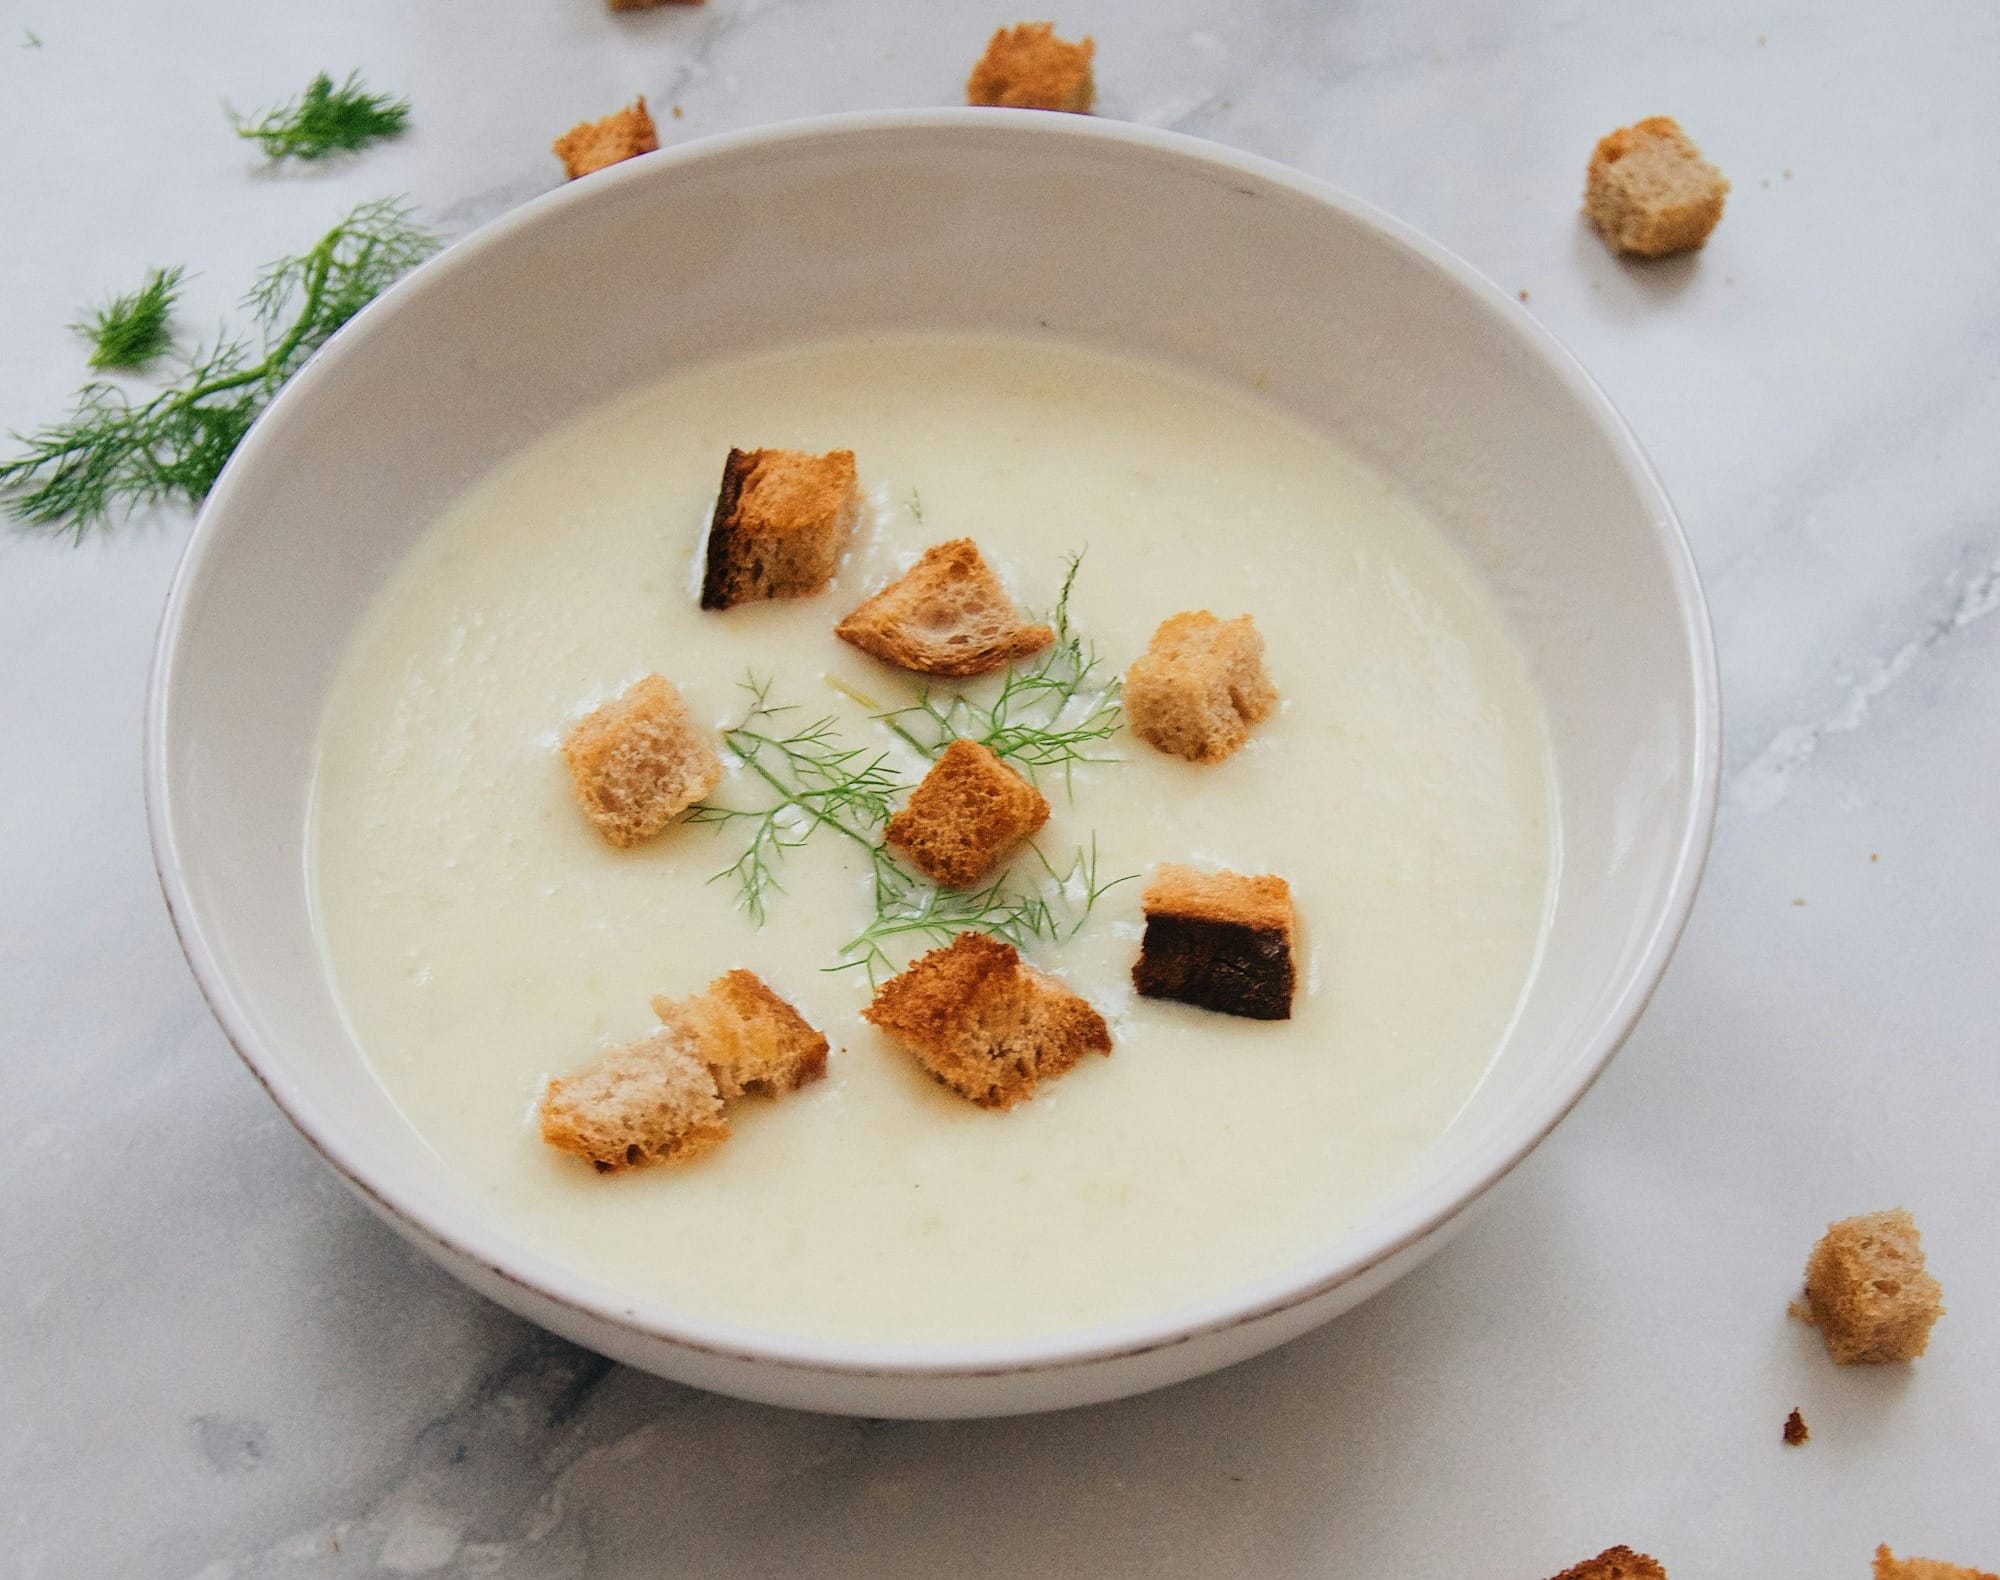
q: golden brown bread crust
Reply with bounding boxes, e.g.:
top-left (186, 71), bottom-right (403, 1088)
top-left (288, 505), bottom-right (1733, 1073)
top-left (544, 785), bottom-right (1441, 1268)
top-left (653, 969), bottom-right (830, 1099)
top-left (1584, 116), bottom-right (1728, 257)
top-left (562, 675), bottom-right (721, 847)
top-left (552, 96), bottom-right (660, 180)
top-left (966, 23), bottom-right (1096, 112)
top-left (701, 448), bottom-right (858, 610)
top-left (835, 539), bottom-right (1055, 677)
top-left (1875, 1547), bottom-right (1999, 1580)
top-left (1133, 864), bottom-right (1296, 1020)
top-left (884, 740), bottom-right (1050, 888)
top-left (1801, 1208), bottom-right (1944, 1363)
top-left (1125, 610), bottom-right (1276, 763)
top-left (863, 932), bottom-right (1111, 1109)
top-left (539, 1030), bottom-right (729, 1172)
top-left (1545, 1547), bottom-right (1668, 1580)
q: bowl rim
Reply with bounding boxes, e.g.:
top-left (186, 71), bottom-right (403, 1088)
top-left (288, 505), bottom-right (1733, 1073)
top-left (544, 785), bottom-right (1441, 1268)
top-left (145, 107), bottom-right (1721, 1382)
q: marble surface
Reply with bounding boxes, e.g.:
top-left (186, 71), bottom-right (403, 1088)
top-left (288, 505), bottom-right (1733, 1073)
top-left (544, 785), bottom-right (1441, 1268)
top-left (3, 0), bottom-right (1996, 1574)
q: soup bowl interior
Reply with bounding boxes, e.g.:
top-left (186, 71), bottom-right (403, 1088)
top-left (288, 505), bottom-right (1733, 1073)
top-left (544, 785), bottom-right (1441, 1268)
top-left (148, 111), bottom-right (1716, 1417)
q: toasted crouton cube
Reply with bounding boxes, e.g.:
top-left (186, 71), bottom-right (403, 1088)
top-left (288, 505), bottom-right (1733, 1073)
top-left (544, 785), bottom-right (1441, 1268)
top-left (967, 22), bottom-right (1096, 113)
top-left (1584, 116), bottom-right (1728, 257)
top-left (552, 96), bottom-right (660, 181)
top-left (700, 447), bottom-right (858, 610)
top-left (835, 539), bottom-right (1054, 677)
top-left (652, 969), bottom-right (830, 1100)
top-left (1875, 1546), bottom-right (1998, 1580)
top-left (1125, 611), bottom-right (1276, 764)
top-left (864, 932), bottom-right (1111, 1109)
top-left (1546, 1549), bottom-right (1668, 1580)
top-left (539, 1030), bottom-right (729, 1172)
top-left (1801, 1208), bottom-right (1945, 1363)
top-left (885, 740), bottom-right (1050, 888)
top-left (1133, 865), bottom-right (1296, 1020)
top-left (562, 675), bottom-right (721, 848)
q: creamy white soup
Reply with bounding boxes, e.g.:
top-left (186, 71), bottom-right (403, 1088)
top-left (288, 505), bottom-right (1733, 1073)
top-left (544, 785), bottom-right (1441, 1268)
top-left (310, 336), bottom-right (1556, 1347)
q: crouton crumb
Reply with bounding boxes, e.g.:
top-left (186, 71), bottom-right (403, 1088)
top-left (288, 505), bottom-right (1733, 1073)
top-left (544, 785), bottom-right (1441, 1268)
top-left (836, 539), bottom-right (1054, 677)
top-left (539, 1030), bottom-right (728, 1172)
top-left (1133, 865), bottom-right (1297, 1020)
top-left (885, 739), bottom-right (1050, 888)
top-left (1546, 1547), bottom-right (1668, 1580)
top-left (700, 447), bottom-right (858, 610)
top-left (1584, 116), bottom-right (1728, 257)
top-left (1801, 1208), bottom-right (1945, 1364)
top-left (967, 22), bottom-right (1096, 113)
top-left (1125, 611), bottom-right (1277, 763)
top-left (1874, 1546), bottom-right (1998, 1580)
top-left (863, 931), bottom-right (1111, 1109)
top-left (562, 675), bottom-right (721, 848)
top-left (1782, 1407), bottom-right (1809, 1446)
top-left (552, 96), bottom-right (660, 180)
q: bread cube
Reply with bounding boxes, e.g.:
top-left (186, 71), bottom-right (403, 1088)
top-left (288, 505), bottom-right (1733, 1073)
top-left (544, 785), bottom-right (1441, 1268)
top-left (562, 675), bottom-right (721, 848)
top-left (836, 538), bottom-right (1054, 677)
top-left (653, 969), bottom-right (829, 1100)
top-left (966, 22), bottom-right (1096, 113)
top-left (552, 96), bottom-right (660, 181)
top-left (1546, 1549), bottom-right (1667, 1580)
top-left (864, 932), bottom-right (1111, 1109)
top-left (884, 739), bottom-right (1050, 888)
top-left (699, 447), bottom-right (858, 610)
top-left (539, 1030), bottom-right (729, 1172)
top-left (1132, 864), bottom-right (1296, 1020)
top-left (1584, 116), bottom-right (1728, 258)
top-left (1875, 1547), bottom-right (1998, 1580)
top-left (1125, 611), bottom-right (1276, 763)
top-left (1802, 1208), bottom-right (1944, 1364)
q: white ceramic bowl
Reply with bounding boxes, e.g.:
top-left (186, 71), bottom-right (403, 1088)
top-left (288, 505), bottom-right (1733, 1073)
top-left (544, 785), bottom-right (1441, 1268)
top-left (147, 111), bottom-right (1717, 1418)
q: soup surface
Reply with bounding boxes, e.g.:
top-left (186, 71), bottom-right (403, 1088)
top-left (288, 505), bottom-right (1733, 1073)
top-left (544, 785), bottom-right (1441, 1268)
top-left (310, 336), bottom-right (1556, 1347)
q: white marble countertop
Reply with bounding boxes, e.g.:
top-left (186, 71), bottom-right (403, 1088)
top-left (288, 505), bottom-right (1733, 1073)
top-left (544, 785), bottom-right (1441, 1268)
top-left (3, 1), bottom-right (1996, 1574)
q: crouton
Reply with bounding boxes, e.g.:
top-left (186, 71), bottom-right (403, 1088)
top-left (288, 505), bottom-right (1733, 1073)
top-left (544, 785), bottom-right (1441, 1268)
top-left (835, 539), bottom-right (1054, 677)
top-left (1782, 1407), bottom-right (1809, 1446)
top-left (1125, 611), bottom-right (1276, 764)
top-left (884, 740), bottom-right (1050, 888)
top-left (1875, 1547), bottom-right (1998, 1580)
top-left (609, 0), bottom-right (702, 9)
top-left (967, 22), bottom-right (1096, 113)
top-left (1800, 1208), bottom-right (1945, 1363)
top-left (1546, 1548), bottom-right (1668, 1580)
top-left (1584, 116), bottom-right (1729, 258)
top-left (1132, 864), bottom-right (1296, 1020)
top-left (552, 96), bottom-right (660, 181)
top-left (539, 1030), bottom-right (728, 1172)
top-left (562, 675), bottom-right (721, 848)
top-left (863, 931), bottom-right (1111, 1109)
top-left (652, 969), bottom-right (829, 1100)
top-left (699, 447), bottom-right (858, 610)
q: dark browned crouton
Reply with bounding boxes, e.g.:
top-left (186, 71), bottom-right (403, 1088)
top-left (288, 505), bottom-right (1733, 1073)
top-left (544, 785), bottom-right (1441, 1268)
top-left (1584, 116), bottom-right (1728, 257)
top-left (967, 23), bottom-right (1096, 112)
top-left (552, 97), bottom-right (660, 180)
top-left (1782, 1407), bottom-right (1809, 1446)
top-left (1133, 865), bottom-right (1296, 1020)
top-left (652, 969), bottom-right (829, 1100)
top-left (835, 539), bottom-right (1054, 677)
top-left (1125, 611), bottom-right (1276, 763)
top-left (884, 740), bottom-right (1049, 888)
top-left (700, 447), bottom-right (858, 610)
top-left (1875, 1547), bottom-right (1998, 1580)
top-left (539, 1030), bottom-right (728, 1171)
top-left (863, 932), bottom-right (1111, 1109)
top-left (562, 675), bottom-right (721, 847)
top-left (1546, 1548), bottom-right (1668, 1580)
top-left (1800, 1208), bottom-right (1945, 1363)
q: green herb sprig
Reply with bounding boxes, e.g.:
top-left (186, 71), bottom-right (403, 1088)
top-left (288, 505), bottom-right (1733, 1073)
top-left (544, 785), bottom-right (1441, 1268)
top-left (72, 266), bottom-right (185, 371)
top-left (231, 71), bottom-right (411, 163)
top-left (877, 553), bottom-right (1123, 792)
top-left (2, 200), bottom-right (436, 537)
